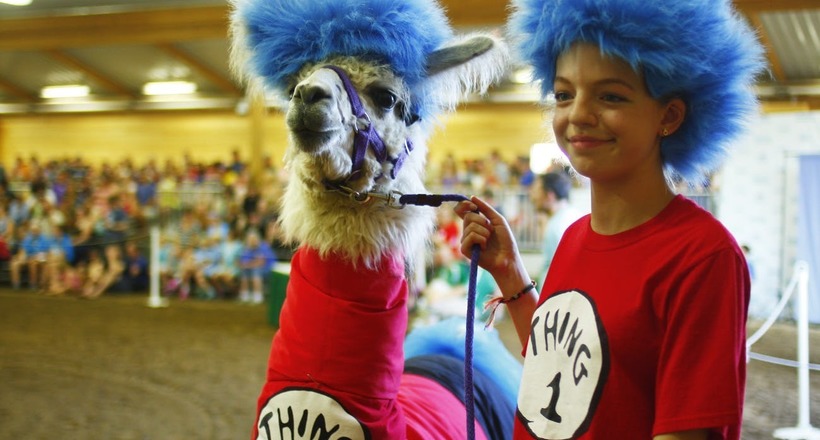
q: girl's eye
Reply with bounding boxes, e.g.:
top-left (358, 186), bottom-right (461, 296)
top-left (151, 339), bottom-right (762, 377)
top-left (553, 91), bottom-right (572, 102)
top-left (601, 94), bottom-right (627, 103)
top-left (370, 89), bottom-right (398, 110)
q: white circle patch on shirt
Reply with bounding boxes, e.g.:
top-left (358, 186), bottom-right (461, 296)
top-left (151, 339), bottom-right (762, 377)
top-left (257, 388), bottom-right (369, 440)
top-left (517, 290), bottom-right (609, 439)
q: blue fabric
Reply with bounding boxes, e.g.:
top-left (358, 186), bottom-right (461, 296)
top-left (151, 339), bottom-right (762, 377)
top-left (239, 242), bottom-right (277, 271)
top-left (404, 317), bottom-right (522, 409)
top-left (135, 182), bottom-right (157, 205)
top-left (235, 0), bottom-right (452, 122)
top-left (797, 155), bottom-right (820, 324)
top-left (54, 235), bottom-right (75, 264)
top-left (21, 234), bottom-right (53, 256)
top-left (404, 354), bottom-right (515, 440)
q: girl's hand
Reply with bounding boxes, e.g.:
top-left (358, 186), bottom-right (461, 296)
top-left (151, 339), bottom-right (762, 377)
top-left (454, 196), bottom-right (521, 279)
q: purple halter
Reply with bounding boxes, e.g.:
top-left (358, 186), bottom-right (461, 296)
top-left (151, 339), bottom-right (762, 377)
top-left (323, 65), bottom-right (414, 182)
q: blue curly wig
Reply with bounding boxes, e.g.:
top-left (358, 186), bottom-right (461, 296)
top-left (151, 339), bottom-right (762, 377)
top-left (232, 0), bottom-right (453, 121)
top-left (509, 0), bottom-right (766, 181)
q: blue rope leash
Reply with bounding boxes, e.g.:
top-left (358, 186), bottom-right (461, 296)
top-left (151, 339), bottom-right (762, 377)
top-left (400, 192), bottom-right (479, 440)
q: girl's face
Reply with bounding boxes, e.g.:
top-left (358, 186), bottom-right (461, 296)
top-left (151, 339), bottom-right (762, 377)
top-left (552, 42), bottom-right (683, 184)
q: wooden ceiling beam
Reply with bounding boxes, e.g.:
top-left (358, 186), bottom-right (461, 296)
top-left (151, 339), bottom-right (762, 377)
top-left (0, 76), bottom-right (34, 102)
top-left (733, 0), bottom-right (820, 12)
top-left (0, 6), bottom-right (229, 51)
top-left (156, 43), bottom-right (241, 97)
top-left (0, 0), bottom-right (510, 52)
top-left (43, 49), bottom-right (137, 98)
top-left (440, 0), bottom-right (509, 27)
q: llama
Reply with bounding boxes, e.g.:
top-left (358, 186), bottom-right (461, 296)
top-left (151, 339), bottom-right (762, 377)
top-left (230, 1), bottom-right (520, 438)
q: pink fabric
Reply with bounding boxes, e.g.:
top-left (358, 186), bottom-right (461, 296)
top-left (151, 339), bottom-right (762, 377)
top-left (400, 374), bottom-right (488, 440)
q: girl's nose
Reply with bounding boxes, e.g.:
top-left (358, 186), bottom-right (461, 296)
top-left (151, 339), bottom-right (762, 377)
top-left (567, 96), bottom-right (597, 127)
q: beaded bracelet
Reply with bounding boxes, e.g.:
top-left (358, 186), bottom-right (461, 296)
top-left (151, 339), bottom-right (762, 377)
top-left (483, 279), bottom-right (537, 328)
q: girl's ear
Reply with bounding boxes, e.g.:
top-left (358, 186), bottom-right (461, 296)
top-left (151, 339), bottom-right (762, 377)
top-left (660, 98), bottom-right (686, 137)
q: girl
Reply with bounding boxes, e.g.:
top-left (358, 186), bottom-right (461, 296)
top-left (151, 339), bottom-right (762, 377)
top-left (457, 1), bottom-right (764, 439)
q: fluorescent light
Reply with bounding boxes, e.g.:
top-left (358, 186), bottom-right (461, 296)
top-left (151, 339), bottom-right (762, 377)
top-left (0, 0), bottom-right (33, 5)
top-left (142, 81), bottom-right (197, 96)
top-left (40, 85), bottom-right (90, 99)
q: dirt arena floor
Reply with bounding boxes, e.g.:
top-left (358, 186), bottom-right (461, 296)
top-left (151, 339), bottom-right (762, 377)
top-left (1, 290), bottom-right (818, 440)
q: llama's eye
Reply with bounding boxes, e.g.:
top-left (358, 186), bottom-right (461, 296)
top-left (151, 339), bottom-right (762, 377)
top-left (370, 89), bottom-right (397, 110)
top-left (287, 86), bottom-right (296, 99)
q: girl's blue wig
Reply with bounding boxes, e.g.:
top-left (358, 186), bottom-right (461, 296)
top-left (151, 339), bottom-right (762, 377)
top-left (509, 0), bottom-right (766, 181)
top-left (232, 0), bottom-right (452, 119)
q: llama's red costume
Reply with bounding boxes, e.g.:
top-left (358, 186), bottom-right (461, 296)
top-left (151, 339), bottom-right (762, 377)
top-left (253, 247), bottom-right (487, 439)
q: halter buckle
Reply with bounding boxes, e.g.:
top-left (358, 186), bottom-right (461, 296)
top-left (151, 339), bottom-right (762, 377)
top-left (354, 113), bottom-right (372, 133)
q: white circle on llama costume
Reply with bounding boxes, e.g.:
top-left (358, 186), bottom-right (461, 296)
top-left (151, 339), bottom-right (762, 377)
top-left (257, 388), bottom-right (368, 440)
top-left (517, 290), bottom-right (609, 439)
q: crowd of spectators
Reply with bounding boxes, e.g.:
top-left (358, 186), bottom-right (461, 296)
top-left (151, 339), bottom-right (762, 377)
top-left (426, 150), bottom-right (535, 194)
top-left (0, 150), bottom-right (285, 302)
top-left (0, 148), bottom-right (561, 303)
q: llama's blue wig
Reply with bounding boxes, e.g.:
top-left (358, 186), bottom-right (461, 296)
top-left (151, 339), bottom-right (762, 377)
top-left (233, 0), bottom-right (452, 120)
top-left (510, 0), bottom-right (766, 181)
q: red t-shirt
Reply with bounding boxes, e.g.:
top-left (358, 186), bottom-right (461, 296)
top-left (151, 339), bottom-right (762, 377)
top-left (253, 247), bottom-right (486, 440)
top-left (514, 196), bottom-right (750, 439)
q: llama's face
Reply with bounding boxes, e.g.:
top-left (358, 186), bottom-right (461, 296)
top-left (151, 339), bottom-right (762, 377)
top-left (284, 58), bottom-right (418, 194)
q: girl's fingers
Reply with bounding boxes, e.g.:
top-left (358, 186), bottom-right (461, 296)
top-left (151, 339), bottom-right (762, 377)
top-left (461, 230), bottom-right (487, 252)
top-left (453, 200), bottom-right (478, 219)
top-left (469, 196), bottom-right (502, 221)
top-left (462, 214), bottom-right (490, 237)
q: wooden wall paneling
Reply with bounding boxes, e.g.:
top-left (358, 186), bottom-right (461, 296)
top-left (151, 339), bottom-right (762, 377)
top-left (427, 103), bottom-right (550, 165)
top-left (0, 111), bottom-right (290, 169)
top-left (0, 103), bottom-right (548, 174)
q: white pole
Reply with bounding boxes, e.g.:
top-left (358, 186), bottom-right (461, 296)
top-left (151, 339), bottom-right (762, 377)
top-left (147, 224), bottom-right (168, 308)
top-left (774, 261), bottom-right (820, 440)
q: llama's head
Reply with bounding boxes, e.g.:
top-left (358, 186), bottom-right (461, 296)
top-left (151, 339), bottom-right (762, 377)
top-left (230, 0), bottom-right (508, 269)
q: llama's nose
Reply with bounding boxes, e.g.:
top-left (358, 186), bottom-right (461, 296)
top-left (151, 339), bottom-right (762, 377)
top-left (293, 83), bottom-right (330, 105)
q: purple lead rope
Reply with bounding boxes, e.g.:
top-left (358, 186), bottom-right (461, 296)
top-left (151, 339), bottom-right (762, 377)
top-left (400, 193), bottom-right (479, 440)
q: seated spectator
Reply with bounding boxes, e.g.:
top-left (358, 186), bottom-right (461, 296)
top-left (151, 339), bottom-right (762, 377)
top-left (176, 240), bottom-right (219, 300)
top-left (189, 237), bottom-right (220, 299)
top-left (71, 202), bottom-right (99, 266)
top-left (10, 222), bottom-right (53, 290)
top-left (47, 262), bottom-right (85, 297)
top-left (237, 230), bottom-right (276, 304)
top-left (101, 194), bottom-right (130, 245)
top-left (120, 241), bottom-right (149, 292)
top-left (159, 240), bottom-right (182, 296)
top-left (82, 244), bottom-right (125, 299)
top-left (0, 203), bottom-right (14, 261)
top-left (210, 227), bottom-right (243, 298)
top-left (175, 245), bottom-right (197, 300)
top-left (135, 170), bottom-right (158, 219)
top-left (45, 224), bottom-right (75, 295)
top-left (81, 249), bottom-right (104, 296)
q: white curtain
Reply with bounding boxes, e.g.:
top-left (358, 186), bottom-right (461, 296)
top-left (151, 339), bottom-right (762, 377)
top-left (797, 155), bottom-right (820, 323)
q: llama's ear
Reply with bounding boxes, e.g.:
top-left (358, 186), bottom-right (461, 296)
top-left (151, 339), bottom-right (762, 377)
top-left (421, 33), bottom-right (509, 113)
top-left (426, 36), bottom-right (494, 76)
